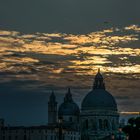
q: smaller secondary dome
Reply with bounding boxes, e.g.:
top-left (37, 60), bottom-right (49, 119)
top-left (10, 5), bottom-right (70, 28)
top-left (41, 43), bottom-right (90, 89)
top-left (58, 88), bottom-right (80, 116)
top-left (58, 102), bottom-right (80, 116)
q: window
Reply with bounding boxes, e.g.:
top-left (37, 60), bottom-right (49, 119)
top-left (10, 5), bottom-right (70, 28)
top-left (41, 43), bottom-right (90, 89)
top-left (104, 120), bottom-right (109, 130)
top-left (112, 120), bottom-right (115, 130)
top-left (99, 119), bottom-right (103, 130)
top-left (51, 135), bottom-right (53, 140)
top-left (24, 135), bottom-right (27, 140)
top-left (15, 136), bottom-right (18, 140)
top-left (92, 119), bottom-right (97, 130)
top-left (69, 117), bottom-right (72, 122)
top-left (71, 136), bottom-right (73, 140)
top-left (85, 120), bottom-right (88, 129)
top-left (77, 117), bottom-right (79, 123)
top-left (9, 136), bottom-right (11, 140)
top-left (63, 135), bottom-right (64, 140)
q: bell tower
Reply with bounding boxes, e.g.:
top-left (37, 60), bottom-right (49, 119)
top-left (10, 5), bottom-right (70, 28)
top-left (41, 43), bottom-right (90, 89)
top-left (48, 91), bottom-right (57, 124)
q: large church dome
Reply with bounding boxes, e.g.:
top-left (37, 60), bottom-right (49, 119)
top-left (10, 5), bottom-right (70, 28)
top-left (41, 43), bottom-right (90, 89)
top-left (82, 89), bottom-right (117, 111)
top-left (58, 88), bottom-right (80, 116)
top-left (81, 69), bottom-right (119, 140)
top-left (81, 69), bottom-right (117, 111)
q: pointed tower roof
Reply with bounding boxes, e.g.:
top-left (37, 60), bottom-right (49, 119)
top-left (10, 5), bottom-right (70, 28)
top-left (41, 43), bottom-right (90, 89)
top-left (64, 88), bottom-right (73, 102)
top-left (49, 90), bottom-right (57, 103)
top-left (93, 68), bottom-right (105, 89)
top-left (95, 68), bottom-right (103, 79)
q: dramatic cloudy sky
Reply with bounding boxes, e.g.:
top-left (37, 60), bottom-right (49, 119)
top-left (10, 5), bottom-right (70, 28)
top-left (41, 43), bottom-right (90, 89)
top-left (0, 0), bottom-right (140, 126)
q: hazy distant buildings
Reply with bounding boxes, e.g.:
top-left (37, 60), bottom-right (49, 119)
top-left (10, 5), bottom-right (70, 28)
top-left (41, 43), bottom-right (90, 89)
top-left (119, 112), bottom-right (140, 127)
top-left (0, 70), bottom-right (128, 140)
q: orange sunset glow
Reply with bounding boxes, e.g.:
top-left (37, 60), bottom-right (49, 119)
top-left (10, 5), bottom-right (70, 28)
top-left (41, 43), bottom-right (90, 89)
top-left (0, 25), bottom-right (140, 113)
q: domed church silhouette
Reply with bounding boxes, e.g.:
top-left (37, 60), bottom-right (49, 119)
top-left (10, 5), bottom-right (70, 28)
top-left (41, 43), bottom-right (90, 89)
top-left (48, 69), bottom-right (119, 140)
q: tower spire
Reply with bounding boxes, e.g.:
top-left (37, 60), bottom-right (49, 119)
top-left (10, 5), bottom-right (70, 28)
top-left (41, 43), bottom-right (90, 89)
top-left (98, 68), bottom-right (100, 73)
top-left (64, 88), bottom-right (73, 102)
top-left (93, 69), bottom-right (105, 89)
top-left (49, 90), bottom-right (56, 102)
top-left (48, 91), bottom-right (57, 124)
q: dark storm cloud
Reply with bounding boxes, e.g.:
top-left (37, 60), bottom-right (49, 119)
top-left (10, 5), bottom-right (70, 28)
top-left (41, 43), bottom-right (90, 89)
top-left (0, 0), bottom-right (140, 33)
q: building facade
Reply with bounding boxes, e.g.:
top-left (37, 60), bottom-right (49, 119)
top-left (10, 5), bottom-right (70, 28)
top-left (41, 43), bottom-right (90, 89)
top-left (0, 124), bottom-right (80, 140)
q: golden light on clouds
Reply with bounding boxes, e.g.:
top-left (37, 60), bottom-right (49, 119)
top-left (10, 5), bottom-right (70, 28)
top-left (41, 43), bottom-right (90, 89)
top-left (105, 65), bottom-right (140, 74)
top-left (0, 25), bottom-right (140, 77)
top-left (120, 112), bottom-right (140, 115)
top-left (3, 57), bottom-right (39, 64)
top-left (124, 25), bottom-right (140, 32)
top-left (0, 25), bottom-right (140, 112)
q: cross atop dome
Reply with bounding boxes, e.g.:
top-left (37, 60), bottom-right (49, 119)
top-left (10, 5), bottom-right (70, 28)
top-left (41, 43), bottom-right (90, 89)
top-left (64, 88), bottom-right (73, 102)
top-left (98, 68), bottom-right (100, 73)
top-left (93, 69), bottom-right (105, 89)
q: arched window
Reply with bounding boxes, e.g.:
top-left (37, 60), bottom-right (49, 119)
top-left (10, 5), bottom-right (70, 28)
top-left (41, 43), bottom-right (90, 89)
top-left (9, 136), bottom-right (11, 140)
top-left (104, 119), bottom-right (109, 130)
top-left (77, 117), bottom-right (79, 123)
top-left (15, 136), bottom-right (18, 140)
top-left (69, 117), bottom-right (72, 122)
top-left (24, 135), bottom-right (27, 140)
top-left (112, 120), bottom-right (115, 130)
top-left (85, 119), bottom-right (88, 129)
top-left (92, 119), bottom-right (97, 130)
top-left (99, 119), bottom-right (103, 130)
